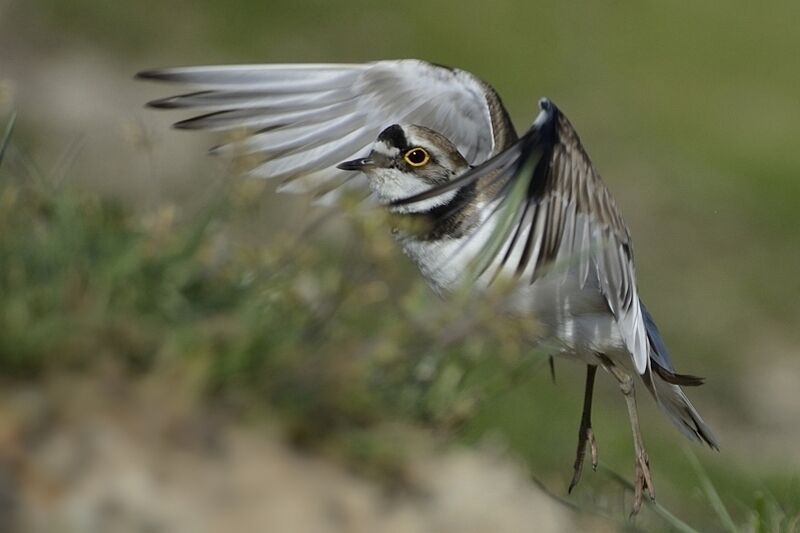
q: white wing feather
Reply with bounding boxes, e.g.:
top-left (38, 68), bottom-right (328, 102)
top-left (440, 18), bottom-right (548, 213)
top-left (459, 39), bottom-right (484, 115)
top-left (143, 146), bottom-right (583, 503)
top-left (138, 60), bottom-right (509, 197)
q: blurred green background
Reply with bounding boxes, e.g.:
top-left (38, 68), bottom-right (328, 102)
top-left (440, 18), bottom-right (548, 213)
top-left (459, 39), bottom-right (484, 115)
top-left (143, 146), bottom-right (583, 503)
top-left (1, 1), bottom-right (799, 531)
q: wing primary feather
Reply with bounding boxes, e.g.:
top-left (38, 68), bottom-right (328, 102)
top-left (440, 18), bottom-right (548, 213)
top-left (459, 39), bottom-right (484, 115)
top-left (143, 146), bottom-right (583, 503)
top-left (498, 198), bottom-right (531, 271)
top-left (247, 128), bottom-right (376, 181)
top-left (212, 112), bottom-right (366, 158)
top-left (136, 64), bottom-right (363, 86)
top-left (148, 88), bottom-right (351, 111)
top-left (174, 99), bottom-right (358, 131)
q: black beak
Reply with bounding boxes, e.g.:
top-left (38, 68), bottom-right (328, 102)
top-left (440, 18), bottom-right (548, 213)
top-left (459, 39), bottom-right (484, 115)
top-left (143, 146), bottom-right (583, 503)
top-left (336, 158), bottom-right (374, 172)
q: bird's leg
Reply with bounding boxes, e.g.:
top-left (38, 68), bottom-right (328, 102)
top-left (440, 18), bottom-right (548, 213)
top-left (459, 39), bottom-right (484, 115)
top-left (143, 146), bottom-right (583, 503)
top-left (569, 364), bottom-right (598, 493)
top-left (610, 367), bottom-right (655, 515)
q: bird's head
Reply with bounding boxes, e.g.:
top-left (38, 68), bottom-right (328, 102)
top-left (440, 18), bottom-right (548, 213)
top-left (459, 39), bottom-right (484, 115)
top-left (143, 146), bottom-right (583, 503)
top-left (337, 124), bottom-right (469, 213)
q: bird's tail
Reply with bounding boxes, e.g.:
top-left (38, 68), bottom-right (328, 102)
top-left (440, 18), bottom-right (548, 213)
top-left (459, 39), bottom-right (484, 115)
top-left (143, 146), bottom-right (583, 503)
top-left (639, 302), bottom-right (719, 449)
top-left (647, 373), bottom-right (719, 449)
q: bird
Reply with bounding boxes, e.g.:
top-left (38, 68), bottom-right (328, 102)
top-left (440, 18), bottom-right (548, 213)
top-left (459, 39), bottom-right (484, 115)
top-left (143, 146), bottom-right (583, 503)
top-left (137, 59), bottom-right (718, 513)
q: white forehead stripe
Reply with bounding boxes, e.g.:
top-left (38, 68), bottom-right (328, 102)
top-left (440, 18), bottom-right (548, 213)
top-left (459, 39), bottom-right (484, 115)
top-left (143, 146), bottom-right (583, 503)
top-left (372, 140), bottom-right (400, 157)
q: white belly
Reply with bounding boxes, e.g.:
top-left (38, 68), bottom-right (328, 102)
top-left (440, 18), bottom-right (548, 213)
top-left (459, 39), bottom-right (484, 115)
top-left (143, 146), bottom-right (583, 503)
top-left (396, 219), bottom-right (631, 368)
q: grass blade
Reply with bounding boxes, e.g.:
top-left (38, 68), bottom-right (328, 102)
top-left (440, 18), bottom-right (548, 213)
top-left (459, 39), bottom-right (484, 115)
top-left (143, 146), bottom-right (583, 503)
top-left (0, 111), bottom-right (16, 167)
top-left (684, 448), bottom-right (739, 532)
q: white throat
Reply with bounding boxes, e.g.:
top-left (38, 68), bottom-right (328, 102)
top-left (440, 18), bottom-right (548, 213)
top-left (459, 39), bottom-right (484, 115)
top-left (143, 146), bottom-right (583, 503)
top-left (366, 166), bottom-right (458, 214)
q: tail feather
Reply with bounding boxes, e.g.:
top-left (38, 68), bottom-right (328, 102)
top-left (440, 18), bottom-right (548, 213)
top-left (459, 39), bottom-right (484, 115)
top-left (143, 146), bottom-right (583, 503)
top-left (639, 300), bottom-right (718, 449)
top-left (652, 377), bottom-right (719, 449)
top-left (653, 364), bottom-right (705, 387)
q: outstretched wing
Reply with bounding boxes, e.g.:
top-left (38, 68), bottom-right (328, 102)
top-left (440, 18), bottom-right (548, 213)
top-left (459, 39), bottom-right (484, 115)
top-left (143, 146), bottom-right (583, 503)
top-left (137, 60), bottom-right (516, 199)
top-left (394, 99), bottom-right (649, 375)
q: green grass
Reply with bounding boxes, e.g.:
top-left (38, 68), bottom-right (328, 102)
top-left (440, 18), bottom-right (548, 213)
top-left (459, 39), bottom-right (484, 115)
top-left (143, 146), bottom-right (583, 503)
top-left (0, 124), bottom-right (538, 454)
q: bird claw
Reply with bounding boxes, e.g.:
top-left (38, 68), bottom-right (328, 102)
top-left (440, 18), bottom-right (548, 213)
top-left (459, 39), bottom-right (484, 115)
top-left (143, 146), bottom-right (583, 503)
top-left (630, 450), bottom-right (655, 516)
top-left (569, 425), bottom-right (598, 493)
top-left (589, 428), bottom-right (599, 471)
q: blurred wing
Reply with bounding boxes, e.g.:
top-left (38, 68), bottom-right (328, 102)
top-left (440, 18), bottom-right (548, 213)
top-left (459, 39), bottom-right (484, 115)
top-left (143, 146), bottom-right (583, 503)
top-left (137, 60), bottom-right (516, 199)
top-left (394, 99), bottom-right (649, 375)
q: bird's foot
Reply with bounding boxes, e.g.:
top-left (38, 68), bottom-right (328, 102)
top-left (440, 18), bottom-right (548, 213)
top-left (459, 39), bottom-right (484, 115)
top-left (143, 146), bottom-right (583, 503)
top-left (568, 424), bottom-right (598, 493)
top-left (631, 449), bottom-right (655, 515)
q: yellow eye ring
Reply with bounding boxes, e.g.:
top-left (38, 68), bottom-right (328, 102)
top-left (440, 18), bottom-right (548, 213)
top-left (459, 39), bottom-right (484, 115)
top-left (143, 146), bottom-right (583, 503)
top-left (403, 148), bottom-right (430, 167)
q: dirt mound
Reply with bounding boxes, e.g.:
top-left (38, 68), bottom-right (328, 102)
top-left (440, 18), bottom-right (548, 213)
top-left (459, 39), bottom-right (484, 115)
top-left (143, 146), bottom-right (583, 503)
top-left (0, 376), bottom-right (591, 533)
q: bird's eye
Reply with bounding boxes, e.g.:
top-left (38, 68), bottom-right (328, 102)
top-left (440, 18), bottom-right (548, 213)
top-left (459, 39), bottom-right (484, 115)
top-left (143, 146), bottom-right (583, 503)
top-left (403, 148), bottom-right (430, 167)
